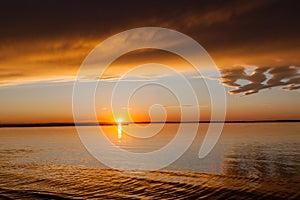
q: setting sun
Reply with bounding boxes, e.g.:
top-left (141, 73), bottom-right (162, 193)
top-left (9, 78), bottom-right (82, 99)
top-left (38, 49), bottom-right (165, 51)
top-left (0, 1), bottom-right (299, 199)
top-left (116, 118), bottom-right (123, 123)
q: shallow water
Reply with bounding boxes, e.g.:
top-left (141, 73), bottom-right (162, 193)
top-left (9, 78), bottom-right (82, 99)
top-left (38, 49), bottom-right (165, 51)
top-left (0, 123), bottom-right (299, 199)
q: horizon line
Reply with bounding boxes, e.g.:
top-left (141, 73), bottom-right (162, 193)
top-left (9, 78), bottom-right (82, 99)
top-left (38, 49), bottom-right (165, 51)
top-left (0, 119), bottom-right (300, 128)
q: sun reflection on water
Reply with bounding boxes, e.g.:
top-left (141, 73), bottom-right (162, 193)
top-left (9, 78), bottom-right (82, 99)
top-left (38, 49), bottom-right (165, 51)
top-left (117, 120), bottom-right (122, 140)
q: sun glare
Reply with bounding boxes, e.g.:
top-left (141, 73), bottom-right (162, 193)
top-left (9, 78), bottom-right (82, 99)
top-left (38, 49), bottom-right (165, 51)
top-left (117, 118), bottom-right (122, 140)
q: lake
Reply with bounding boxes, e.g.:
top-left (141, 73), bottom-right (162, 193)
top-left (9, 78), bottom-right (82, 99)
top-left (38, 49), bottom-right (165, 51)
top-left (0, 123), bottom-right (299, 199)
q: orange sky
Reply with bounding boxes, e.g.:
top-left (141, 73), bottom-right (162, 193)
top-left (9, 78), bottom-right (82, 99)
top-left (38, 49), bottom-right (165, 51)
top-left (0, 0), bottom-right (299, 123)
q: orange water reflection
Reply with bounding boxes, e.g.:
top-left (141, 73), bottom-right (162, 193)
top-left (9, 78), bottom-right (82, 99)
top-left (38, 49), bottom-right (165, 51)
top-left (117, 122), bottom-right (122, 140)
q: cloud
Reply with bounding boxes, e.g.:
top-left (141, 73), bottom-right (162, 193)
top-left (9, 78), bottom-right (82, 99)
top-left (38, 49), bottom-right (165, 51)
top-left (0, 0), bottom-right (299, 86)
top-left (0, 72), bottom-right (23, 79)
top-left (220, 65), bottom-right (300, 95)
top-left (163, 105), bottom-right (193, 109)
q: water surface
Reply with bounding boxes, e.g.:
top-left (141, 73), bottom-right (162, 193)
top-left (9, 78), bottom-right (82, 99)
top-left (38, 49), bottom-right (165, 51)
top-left (0, 123), bottom-right (299, 199)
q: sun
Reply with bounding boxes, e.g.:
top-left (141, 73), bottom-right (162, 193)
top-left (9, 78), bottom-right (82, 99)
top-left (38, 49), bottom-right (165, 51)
top-left (116, 118), bottom-right (123, 124)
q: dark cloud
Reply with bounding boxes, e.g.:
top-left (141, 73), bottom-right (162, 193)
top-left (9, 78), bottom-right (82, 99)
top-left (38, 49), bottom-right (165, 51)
top-left (221, 66), bottom-right (300, 95)
top-left (0, 0), bottom-right (299, 51)
top-left (0, 0), bottom-right (299, 84)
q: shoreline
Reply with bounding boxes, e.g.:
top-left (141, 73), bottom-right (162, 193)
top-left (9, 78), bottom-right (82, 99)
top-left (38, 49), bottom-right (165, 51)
top-left (0, 120), bottom-right (300, 128)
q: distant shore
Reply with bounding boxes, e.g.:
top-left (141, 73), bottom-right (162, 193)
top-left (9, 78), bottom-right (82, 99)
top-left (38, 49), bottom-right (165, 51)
top-left (0, 120), bottom-right (299, 128)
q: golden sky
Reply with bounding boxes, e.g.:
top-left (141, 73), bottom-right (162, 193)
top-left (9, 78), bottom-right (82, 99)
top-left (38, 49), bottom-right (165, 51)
top-left (0, 0), bottom-right (299, 123)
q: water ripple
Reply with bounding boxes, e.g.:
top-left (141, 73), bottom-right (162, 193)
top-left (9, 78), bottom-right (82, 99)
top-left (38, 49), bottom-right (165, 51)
top-left (0, 163), bottom-right (299, 199)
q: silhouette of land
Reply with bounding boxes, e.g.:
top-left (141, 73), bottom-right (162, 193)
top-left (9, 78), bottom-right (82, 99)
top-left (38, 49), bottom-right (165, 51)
top-left (0, 120), bottom-right (299, 128)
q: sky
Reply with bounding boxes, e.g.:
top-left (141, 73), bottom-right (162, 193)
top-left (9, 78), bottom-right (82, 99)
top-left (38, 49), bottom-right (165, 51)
top-left (0, 0), bottom-right (299, 123)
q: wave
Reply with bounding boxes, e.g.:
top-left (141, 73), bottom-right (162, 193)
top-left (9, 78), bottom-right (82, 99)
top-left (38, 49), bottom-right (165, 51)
top-left (0, 164), bottom-right (299, 199)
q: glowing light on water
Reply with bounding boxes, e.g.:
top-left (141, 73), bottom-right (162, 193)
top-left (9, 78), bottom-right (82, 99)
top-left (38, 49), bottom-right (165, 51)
top-left (117, 119), bottom-right (122, 140)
